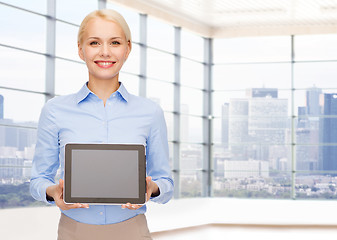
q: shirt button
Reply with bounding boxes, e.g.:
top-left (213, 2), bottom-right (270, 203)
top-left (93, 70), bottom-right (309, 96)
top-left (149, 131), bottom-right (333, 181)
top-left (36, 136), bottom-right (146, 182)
top-left (100, 212), bottom-right (103, 215)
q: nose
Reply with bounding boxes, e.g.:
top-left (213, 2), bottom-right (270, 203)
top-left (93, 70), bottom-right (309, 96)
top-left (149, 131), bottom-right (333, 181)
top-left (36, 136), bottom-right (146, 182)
top-left (99, 43), bottom-right (111, 58)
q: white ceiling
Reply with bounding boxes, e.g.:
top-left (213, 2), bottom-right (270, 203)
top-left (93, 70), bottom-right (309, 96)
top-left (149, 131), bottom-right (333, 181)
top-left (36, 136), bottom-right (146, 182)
top-left (109, 0), bottom-right (337, 38)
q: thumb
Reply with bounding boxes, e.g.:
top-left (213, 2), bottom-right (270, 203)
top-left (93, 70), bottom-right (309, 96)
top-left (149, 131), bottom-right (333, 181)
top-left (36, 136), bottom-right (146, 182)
top-left (59, 179), bottom-right (64, 188)
top-left (146, 176), bottom-right (152, 184)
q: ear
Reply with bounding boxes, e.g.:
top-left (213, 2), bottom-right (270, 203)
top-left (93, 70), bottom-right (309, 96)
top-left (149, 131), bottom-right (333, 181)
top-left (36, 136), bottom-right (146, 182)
top-left (78, 42), bottom-right (85, 61)
top-left (124, 40), bottom-right (132, 60)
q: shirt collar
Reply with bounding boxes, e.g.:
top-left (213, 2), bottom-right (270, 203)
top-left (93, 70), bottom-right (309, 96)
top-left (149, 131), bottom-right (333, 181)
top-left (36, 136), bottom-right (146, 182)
top-left (75, 82), bottom-right (129, 104)
top-left (117, 82), bottom-right (129, 102)
top-left (75, 82), bottom-right (91, 104)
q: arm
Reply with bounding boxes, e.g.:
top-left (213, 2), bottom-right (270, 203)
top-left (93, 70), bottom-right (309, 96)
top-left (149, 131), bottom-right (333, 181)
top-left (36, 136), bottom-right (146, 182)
top-left (122, 104), bottom-right (174, 210)
top-left (146, 105), bottom-right (174, 203)
top-left (30, 102), bottom-right (60, 204)
top-left (30, 102), bottom-right (88, 210)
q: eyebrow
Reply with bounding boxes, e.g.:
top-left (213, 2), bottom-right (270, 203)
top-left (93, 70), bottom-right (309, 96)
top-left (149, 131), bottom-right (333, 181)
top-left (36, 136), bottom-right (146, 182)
top-left (87, 37), bottom-right (123, 41)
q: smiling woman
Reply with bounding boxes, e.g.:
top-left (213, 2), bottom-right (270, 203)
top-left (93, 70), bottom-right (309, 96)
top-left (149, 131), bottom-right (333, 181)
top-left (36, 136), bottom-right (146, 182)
top-left (30, 8), bottom-right (174, 240)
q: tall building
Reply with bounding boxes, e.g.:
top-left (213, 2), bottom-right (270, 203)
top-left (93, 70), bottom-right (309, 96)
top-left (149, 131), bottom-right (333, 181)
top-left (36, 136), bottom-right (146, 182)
top-left (221, 103), bottom-right (229, 147)
top-left (246, 88), bottom-right (278, 98)
top-left (0, 95), bottom-right (3, 119)
top-left (228, 99), bottom-right (249, 160)
top-left (248, 97), bottom-right (288, 162)
top-left (321, 93), bottom-right (337, 171)
top-left (306, 86), bottom-right (322, 116)
top-left (296, 87), bottom-right (322, 172)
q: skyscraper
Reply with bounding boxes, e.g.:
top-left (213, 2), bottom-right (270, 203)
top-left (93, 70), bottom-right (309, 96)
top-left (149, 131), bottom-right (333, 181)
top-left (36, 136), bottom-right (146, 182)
top-left (296, 87), bottom-right (322, 172)
top-left (246, 88), bottom-right (278, 98)
top-left (306, 86), bottom-right (322, 116)
top-left (0, 95), bottom-right (3, 119)
top-left (321, 93), bottom-right (337, 171)
top-left (228, 99), bottom-right (249, 160)
top-left (248, 97), bottom-right (288, 162)
top-left (221, 103), bottom-right (229, 147)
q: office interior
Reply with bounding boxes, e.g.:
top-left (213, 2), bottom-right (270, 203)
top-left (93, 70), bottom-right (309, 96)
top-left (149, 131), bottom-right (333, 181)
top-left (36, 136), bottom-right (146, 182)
top-left (1, 0), bottom-right (337, 239)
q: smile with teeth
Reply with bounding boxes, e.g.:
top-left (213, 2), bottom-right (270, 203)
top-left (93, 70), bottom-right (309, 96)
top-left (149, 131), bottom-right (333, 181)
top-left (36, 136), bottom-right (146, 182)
top-left (95, 61), bottom-right (116, 67)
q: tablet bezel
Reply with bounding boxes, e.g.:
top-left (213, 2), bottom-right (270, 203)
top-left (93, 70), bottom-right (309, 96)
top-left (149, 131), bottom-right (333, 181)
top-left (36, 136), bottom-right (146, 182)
top-left (64, 143), bottom-right (146, 205)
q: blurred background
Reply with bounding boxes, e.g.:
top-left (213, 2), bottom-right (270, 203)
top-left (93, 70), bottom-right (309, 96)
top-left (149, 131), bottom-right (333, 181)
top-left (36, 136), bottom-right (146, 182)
top-left (1, 0), bottom-right (337, 239)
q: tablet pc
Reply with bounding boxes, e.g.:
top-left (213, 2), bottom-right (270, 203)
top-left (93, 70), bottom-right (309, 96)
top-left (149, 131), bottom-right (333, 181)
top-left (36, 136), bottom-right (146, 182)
top-left (64, 143), bottom-right (146, 205)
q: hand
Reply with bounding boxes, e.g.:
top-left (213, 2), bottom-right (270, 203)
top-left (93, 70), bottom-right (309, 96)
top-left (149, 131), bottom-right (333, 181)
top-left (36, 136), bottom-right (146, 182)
top-left (46, 179), bottom-right (89, 211)
top-left (121, 176), bottom-right (159, 210)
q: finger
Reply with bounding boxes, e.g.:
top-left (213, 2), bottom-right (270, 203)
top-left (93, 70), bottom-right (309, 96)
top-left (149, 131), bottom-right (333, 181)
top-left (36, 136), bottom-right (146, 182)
top-left (59, 202), bottom-right (89, 211)
top-left (59, 179), bottom-right (64, 190)
top-left (146, 176), bottom-right (152, 186)
top-left (146, 177), bottom-right (152, 201)
top-left (121, 203), bottom-right (142, 210)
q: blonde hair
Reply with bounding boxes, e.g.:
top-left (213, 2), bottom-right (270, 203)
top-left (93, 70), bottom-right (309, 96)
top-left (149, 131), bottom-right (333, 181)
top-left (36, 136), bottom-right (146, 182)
top-left (78, 9), bottom-right (132, 47)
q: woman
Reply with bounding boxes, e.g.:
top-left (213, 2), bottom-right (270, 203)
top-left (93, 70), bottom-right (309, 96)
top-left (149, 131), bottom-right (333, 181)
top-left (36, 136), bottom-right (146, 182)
top-left (30, 9), bottom-right (174, 240)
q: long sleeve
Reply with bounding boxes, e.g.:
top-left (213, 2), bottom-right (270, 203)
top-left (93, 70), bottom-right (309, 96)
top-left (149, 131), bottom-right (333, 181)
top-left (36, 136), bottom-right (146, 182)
top-left (146, 105), bottom-right (174, 204)
top-left (30, 101), bottom-right (60, 204)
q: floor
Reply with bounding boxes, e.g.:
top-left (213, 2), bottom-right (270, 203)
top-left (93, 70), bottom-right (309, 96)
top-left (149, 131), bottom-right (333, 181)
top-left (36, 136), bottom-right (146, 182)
top-left (152, 224), bottom-right (337, 240)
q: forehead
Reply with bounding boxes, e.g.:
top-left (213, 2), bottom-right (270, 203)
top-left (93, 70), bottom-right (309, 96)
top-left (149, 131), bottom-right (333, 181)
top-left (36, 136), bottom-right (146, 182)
top-left (83, 17), bottom-right (124, 39)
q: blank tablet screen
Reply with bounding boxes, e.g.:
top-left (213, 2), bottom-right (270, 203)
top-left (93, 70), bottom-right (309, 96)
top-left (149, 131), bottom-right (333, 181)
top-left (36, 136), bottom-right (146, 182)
top-left (64, 144), bottom-right (146, 204)
top-left (71, 149), bottom-right (138, 198)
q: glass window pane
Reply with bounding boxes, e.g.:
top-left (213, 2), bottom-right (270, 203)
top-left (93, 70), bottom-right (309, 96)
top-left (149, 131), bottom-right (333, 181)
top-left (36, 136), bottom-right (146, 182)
top-left (0, 181), bottom-right (44, 207)
top-left (165, 113), bottom-right (174, 142)
top-left (123, 43), bottom-right (140, 75)
top-left (181, 30), bottom-right (203, 62)
top-left (296, 145), bottom-right (320, 171)
top-left (56, 0), bottom-right (97, 25)
top-left (56, 21), bottom-right (79, 61)
top-left (147, 16), bottom-right (174, 52)
top-left (1, 0), bottom-right (47, 14)
top-left (213, 171), bottom-right (292, 199)
top-left (181, 87), bottom-right (203, 116)
top-left (168, 142), bottom-right (174, 170)
top-left (295, 34), bottom-right (337, 61)
top-left (55, 59), bottom-right (87, 95)
top-left (181, 115), bottom-right (203, 143)
top-left (212, 117), bottom-right (226, 145)
top-left (180, 170), bottom-right (202, 198)
top-left (296, 172), bottom-right (337, 200)
top-left (147, 49), bottom-right (174, 82)
top-left (0, 125), bottom-right (36, 153)
top-left (294, 62), bottom-right (337, 89)
top-left (106, 2), bottom-right (140, 43)
top-left (0, 46), bottom-right (45, 92)
top-left (214, 36), bottom-right (291, 64)
top-left (0, 5), bottom-right (46, 53)
top-left (213, 90), bottom-right (292, 118)
top-left (146, 80), bottom-right (173, 112)
top-left (180, 143), bottom-right (203, 170)
top-left (0, 89), bottom-right (44, 122)
top-left (181, 59), bottom-right (203, 89)
top-left (119, 73), bottom-right (139, 96)
top-left (213, 63), bottom-right (291, 91)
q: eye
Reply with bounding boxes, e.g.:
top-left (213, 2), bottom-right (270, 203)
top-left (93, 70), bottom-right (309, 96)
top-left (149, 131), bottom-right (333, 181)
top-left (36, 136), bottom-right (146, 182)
top-left (111, 41), bottom-right (120, 45)
top-left (89, 41), bottom-right (99, 46)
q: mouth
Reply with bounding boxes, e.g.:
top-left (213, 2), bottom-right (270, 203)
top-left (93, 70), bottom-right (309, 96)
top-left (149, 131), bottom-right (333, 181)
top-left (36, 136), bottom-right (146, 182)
top-left (94, 61), bottom-right (116, 68)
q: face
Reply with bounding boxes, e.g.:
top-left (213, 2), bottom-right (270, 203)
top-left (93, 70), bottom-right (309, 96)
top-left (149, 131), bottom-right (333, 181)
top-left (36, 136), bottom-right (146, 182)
top-left (78, 17), bottom-right (131, 83)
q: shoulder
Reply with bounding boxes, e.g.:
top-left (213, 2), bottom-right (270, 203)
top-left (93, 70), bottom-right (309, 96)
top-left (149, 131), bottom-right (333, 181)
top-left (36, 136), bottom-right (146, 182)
top-left (128, 94), bottom-right (162, 114)
top-left (42, 93), bottom-right (77, 117)
top-left (44, 93), bottom-right (77, 108)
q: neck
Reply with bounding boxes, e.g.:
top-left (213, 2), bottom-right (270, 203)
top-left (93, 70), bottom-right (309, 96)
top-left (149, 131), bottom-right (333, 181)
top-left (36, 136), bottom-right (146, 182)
top-left (87, 78), bottom-right (120, 105)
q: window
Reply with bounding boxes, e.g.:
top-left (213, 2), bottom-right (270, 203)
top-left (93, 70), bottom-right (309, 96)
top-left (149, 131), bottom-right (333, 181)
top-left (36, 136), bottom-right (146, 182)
top-left (0, 4), bottom-right (46, 53)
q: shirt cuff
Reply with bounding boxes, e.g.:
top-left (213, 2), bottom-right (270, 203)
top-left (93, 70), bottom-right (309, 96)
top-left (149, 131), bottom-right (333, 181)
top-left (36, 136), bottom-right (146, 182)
top-left (40, 181), bottom-right (56, 205)
top-left (150, 179), bottom-right (173, 204)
